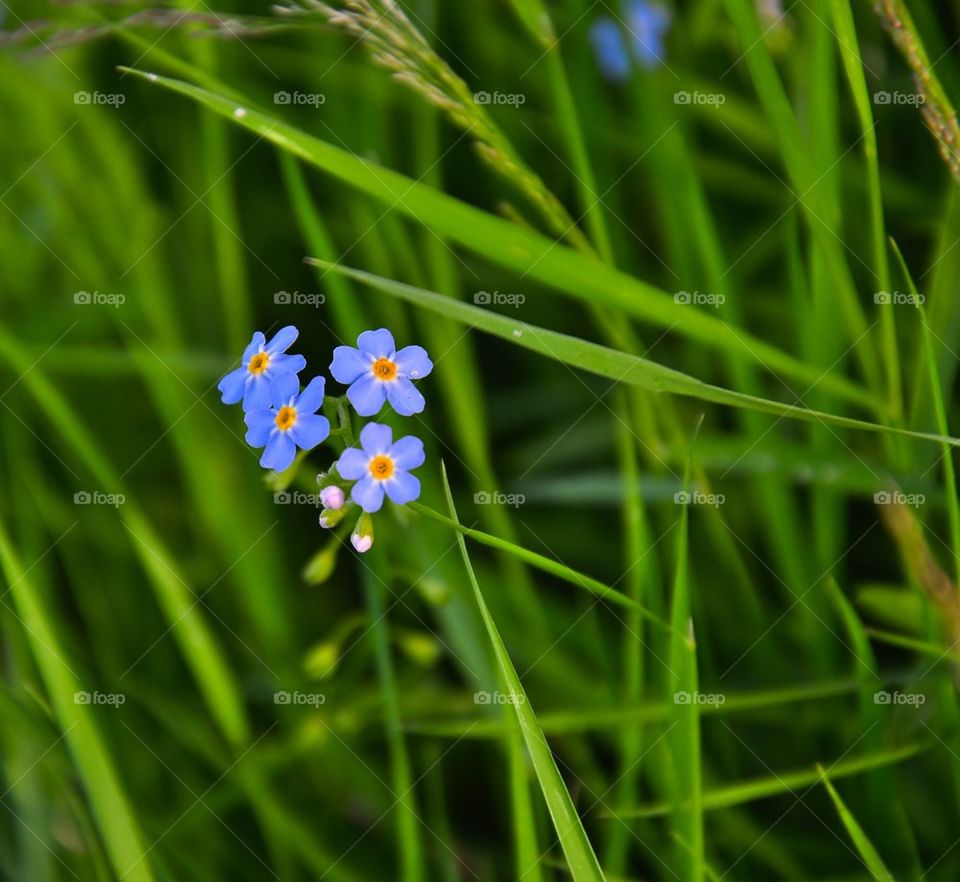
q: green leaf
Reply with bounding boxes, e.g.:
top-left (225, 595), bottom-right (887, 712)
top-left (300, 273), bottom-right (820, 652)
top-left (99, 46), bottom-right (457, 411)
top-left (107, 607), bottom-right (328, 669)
top-left (442, 463), bottom-right (606, 882)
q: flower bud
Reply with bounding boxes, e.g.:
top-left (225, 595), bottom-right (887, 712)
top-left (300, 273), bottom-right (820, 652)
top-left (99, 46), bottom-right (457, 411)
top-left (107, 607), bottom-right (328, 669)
top-left (351, 512), bottom-right (374, 553)
top-left (317, 464), bottom-right (342, 488)
top-left (319, 507), bottom-right (347, 529)
top-left (320, 485), bottom-right (346, 511)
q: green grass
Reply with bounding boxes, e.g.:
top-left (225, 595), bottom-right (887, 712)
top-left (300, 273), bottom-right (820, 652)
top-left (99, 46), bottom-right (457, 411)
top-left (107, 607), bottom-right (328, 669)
top-left (2, 0), bottom-right (960, 879)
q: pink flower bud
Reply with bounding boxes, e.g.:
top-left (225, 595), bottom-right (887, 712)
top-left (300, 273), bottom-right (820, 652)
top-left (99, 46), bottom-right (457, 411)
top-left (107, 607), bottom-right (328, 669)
top-left (320, 485), bottom-right (346, 510)
top-left (351, 532), bottom-right (373, 553)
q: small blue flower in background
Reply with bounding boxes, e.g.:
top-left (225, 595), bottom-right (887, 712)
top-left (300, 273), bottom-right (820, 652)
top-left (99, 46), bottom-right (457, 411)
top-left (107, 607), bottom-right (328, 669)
top-left (218, 325), bottom-right (306, 411)
top-left (590, 19), bottom-right (631, 83)
top-left (337, 422), bottom-right (425, 513)
top-left (627, 0), bottom-right (671, 69)
top-left (244, 373), bottom-right (330, 472)
top-left (591, 1), bottom-right (671, 82)
top-left (330, 328), bottom-right (433, 417)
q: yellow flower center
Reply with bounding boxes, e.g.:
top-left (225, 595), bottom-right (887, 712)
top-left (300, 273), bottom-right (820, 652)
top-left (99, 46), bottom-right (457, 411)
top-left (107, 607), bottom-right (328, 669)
top-left (372, 357), bottom-right (397, 381)
top-left (248, 352), bottom-right (270, 375)
top-left (369, 454), bottom-right (395, 481)
top-left (275, 405), bottom-right (297, 431)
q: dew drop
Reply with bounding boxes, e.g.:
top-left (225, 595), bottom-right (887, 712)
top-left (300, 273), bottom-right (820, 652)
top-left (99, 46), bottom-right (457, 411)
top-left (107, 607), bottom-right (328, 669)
top-left (147, 72), bottom-right (158, 82)
top-left (512, 329), bottom-right (522, 338)
top-left (234, 107), bottom-right (247, 119)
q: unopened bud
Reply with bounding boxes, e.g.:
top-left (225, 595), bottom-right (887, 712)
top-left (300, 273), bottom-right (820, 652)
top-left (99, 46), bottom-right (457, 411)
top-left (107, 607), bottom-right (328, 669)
top-left (351, 512), bottom-right (374, 553)
top-left (319, 507), bottom-right (346, 529)
top-left (320, 485), bottom-right (345, 510)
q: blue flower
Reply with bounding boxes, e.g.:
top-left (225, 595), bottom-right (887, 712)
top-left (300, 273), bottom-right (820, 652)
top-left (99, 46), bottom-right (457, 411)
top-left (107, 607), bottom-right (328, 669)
top-left (244, 373), bottom-right (330, 472)
top-left (337, 423), bottom-right (425, 513)
top-left (330, 329), bottom-right (433, 417)
top-left (627, 0), bottom-right (671, 69)
top-left (591, 1), bottom-right (671, 81)
top-left (218, 326), bottom-right (307, 411)
top-left (590, 19), bottom-right (631, 83)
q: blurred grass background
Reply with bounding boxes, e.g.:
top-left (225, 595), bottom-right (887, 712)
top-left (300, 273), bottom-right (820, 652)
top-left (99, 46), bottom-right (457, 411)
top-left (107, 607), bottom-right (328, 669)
top-left (2, 0), bottom-right (960, 879)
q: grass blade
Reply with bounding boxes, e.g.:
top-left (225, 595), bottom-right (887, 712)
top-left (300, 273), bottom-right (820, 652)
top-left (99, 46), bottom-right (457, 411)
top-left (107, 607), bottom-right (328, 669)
top-left (610, 742), bottom-right (929, 818)
top-left (817, 765), bottom-right (895, 881)
top-left (409, 502), bottom-right (671, 625)
top-left (667, 449), bottom-right (703, 881)
top-left (120, 66), bottom-right (878, 410)
top-left (0, 526), bottom-right (156, 882)
top-left (311, 261), bottom-right (959, 448)
top-left (441, 463), bottom-right (606, 882)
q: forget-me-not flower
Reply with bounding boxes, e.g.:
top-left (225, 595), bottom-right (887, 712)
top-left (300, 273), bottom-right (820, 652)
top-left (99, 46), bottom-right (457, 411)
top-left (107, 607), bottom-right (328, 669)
top-left (337, 422), bottom-right (425, 513)
top-left (590, 19), bottom-right (631, 83)
top-left (627, 1), bottom-right (671, 69)
top-left (591, 1), bottom-right (671, 81)
top-left (244, 372), bottom-right (330, 472)
top-left (218, 326), bottom-right (306, 411)
top-left (330, 329), bottom-right (433, 417)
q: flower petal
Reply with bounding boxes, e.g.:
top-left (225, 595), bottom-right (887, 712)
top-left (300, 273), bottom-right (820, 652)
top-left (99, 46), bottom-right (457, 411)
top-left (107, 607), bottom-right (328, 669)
top-left (389, 435), bottom-right (425, 471)
top-left (360, 422), bottom-right (393, 455)
top-left (242, 332), bottom-right (266, 362)
top-left (337, 447), bottom-right (370, 480)
top-left (270, 371), bottom-right (300, 409)
top-left (260, 431), bottom-right (296, 472)
top-left (265, 325), bottom-right (299, 355)
top-left (289, 414), bottom-right (330, 450)
top-left (384, 471), bottom-right (420, 505)
top-left (386, 377), bottom-right (425, 416)
top-left (296, 376), bottom-right (326, 414)
top-left (218, 366), bottom-right (248, 404)
top-left (394, 345), bottom-right (433, 379)
top-left (351, 476), bottom-right (385, 513)
top-left (242, 375), bottom-right (273, 411)
top-left (269, 353), bottom-right (306, 377)
top-left (346, 373), bottom-right (386, 416)
top-left (330, 346), bottom-right (368, 384)
top-left (244, 409), bottom-right (276, 447)
top-left (357, 328), bottom-right (395, 359)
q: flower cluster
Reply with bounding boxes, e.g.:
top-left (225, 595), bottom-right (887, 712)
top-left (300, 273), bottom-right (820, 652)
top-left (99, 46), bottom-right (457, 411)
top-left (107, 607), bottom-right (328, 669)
top-left (219, 326), bottom-right (432, 553)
